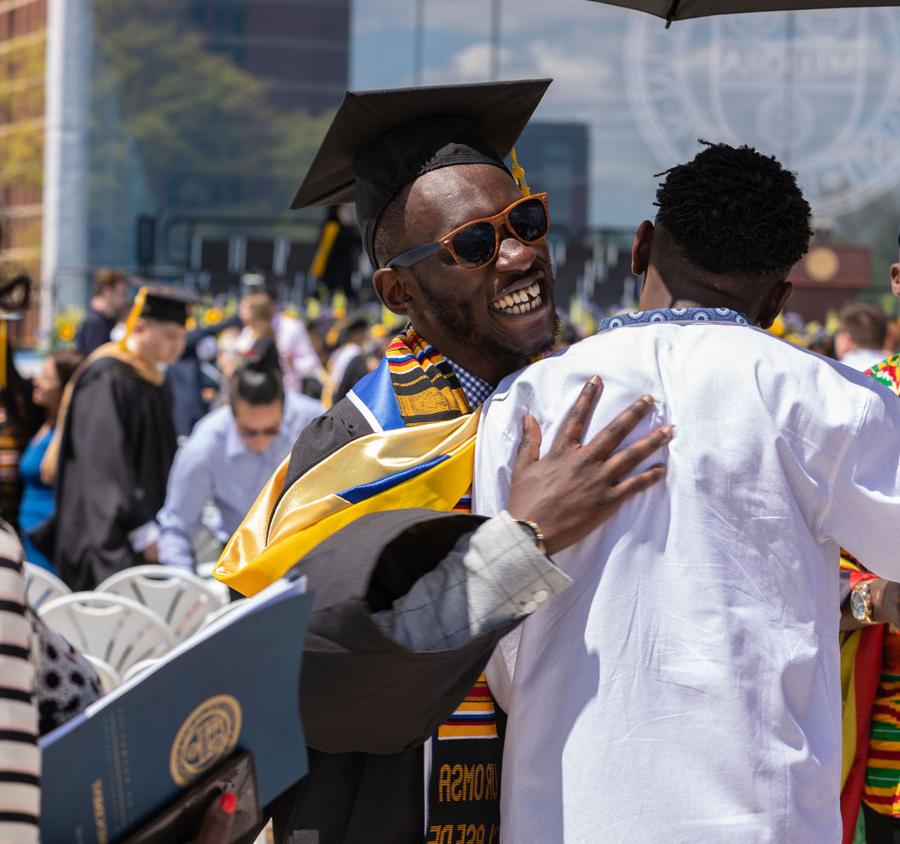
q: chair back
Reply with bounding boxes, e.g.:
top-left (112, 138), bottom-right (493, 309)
top-left (39, 593), bottom-right (176, 676)
top-left (197, 598), bottom-right (247, 633)
top-left (97, 565), bottom-right (227, 641)
top-left (24, 563), bottom-right (70, 611)
top-left (82, 654), bottom-right (121, 694)
top-left (121, 658), bottom-right (161, 684)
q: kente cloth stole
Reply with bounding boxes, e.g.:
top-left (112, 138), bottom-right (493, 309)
top-left (839, 358), bottom-right (900, 838)
top-left (839, 554), bottom-right (884, 843)
top-left (365, 326), bottom-right (502, 841)
top-left (868, 354), bottom-right (900, 397)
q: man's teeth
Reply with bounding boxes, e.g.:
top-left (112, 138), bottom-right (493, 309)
top-left (491, 282), bottom-right (543, 315)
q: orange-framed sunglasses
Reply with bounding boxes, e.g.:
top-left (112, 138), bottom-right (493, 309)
top-left (385, 192), bottom-right (551, 270)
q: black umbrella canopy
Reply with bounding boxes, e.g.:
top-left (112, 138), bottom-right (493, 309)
top-left (590, 0), bottom-right (900, 25)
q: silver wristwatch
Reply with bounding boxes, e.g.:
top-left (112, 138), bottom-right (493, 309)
top-left (850, 580), bottom-right (875, 625)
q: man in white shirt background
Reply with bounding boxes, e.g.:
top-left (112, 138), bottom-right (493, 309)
top-left (474, 142), bottom-right (900, 843)
top-left (835, 301), bottom-right (889, 372)
top-left (158, 354), bottom-right (321, 573)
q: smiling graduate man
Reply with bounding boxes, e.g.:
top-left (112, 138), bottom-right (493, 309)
top-left (217, 79), bottom-right (671, 843)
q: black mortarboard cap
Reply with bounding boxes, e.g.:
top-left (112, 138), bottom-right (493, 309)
top-left (140, 285), bottom-right (199, 325)
top-left (290, 79), bottom-right (552, 267)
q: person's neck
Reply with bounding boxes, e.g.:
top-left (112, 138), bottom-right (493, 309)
top-left (638, 269), bottom-right (755, 323)
top-left (410, 325), bottom-right (507, 386)
top-left (92, 297), bottom-right (115, 318)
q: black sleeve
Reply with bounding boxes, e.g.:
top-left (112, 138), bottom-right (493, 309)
top-left (288, 509), bottom-right (517, 755)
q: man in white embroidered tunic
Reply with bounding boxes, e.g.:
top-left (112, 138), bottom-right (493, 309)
top-left (474, 143), bottom-right (900, 843)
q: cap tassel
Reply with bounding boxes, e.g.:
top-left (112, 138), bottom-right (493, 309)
top-left (119, 286), bottom-right (148, 349)
top-left (510, 147), bottom-right (531, 197)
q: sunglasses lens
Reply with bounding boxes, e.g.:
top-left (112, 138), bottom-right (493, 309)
top-left (451, 222), bottom-right (497, 268)
top-left (508, 199), bottom-right (549, 242)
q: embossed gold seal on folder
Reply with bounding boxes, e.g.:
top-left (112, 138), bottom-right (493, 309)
top-left (170, 695), bottom-right (243, 787)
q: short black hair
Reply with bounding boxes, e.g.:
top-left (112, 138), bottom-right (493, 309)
top-left (230, 340), bottom-right (284, 406)
top-left (654, 142), bottom-right (813, 283)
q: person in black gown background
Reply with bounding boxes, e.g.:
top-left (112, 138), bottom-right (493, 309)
top-left (39, 287), bottom-right (194, 590)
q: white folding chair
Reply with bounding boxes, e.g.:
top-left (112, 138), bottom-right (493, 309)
top-left (121, 658), bottom-right (161, 684)
top-left (82, 654), bottom-right (121, 694)
top-left (39, 593), bottom-right (176, 677)
top-left (195, 561), bottom-right (231, 605)
top-left (24, 563), bottom-right (70, 611)
top-left (197, 598), bottom-right (246, 633)
top-left (96, 565), bottom-right (227, 641)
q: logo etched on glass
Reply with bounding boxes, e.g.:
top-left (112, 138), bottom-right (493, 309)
top-left (625, 10), bottom-right (900, 218)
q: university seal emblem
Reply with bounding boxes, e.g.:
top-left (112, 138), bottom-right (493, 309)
top-left (170, 694), bottom-right (243, 787)
top-left (625, 9), bottom-right (900, 218)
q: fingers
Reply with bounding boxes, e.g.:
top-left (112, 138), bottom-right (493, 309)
top-left (583, 395), bottom-right (656, 461)
top-left (607, 463), bottom-right (667, 503)
top-left (601, 424), bottom-right (674, 481)
top-left (512, 413), bottom-right (542, 475)
top-left (549, 376), bottom-right (604, 456)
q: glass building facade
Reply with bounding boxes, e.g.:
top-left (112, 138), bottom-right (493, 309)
top-left (33, 0), bottom-right (349, 335)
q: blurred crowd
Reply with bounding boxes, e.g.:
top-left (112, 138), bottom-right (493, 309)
top-left (0, 263), bottom-right (895, 588)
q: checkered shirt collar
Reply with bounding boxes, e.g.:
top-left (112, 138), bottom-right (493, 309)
top-left (445, 358), bottom-right (495, 410)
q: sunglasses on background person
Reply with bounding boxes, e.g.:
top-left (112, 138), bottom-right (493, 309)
top-left (237, 425), bottom-right (281, 441)
top-left (385, 192), bottom-right (551, 271)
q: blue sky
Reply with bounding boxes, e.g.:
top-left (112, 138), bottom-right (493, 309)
top-left (349, 2), bottom-right (900, 232)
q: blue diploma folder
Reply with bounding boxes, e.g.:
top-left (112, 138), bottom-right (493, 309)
top-left (40, 578), bottom-right (312, 843)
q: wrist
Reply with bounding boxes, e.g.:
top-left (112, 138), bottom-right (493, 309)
top-left (511, 515), bottom-right (548, 555)
top-left (871, 579), bottom-right (896, 625)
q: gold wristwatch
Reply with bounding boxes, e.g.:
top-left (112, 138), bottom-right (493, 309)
top-left (515, 518), bottom-right (547, 555)
top-left (850, 580), bottom-right (875, 625)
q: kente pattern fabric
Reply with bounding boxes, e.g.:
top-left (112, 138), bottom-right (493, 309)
top-left (600, 306), bottom-right (751, 331)
top-left (839, 553), bottom-right (883, 844)
top-left (378, 326), bottom-right (500, 743)
top-left (869, 354), bottom-right (900, 397)
top-left (383, 326), bottom-right (471, 425)
top-left (861, 354), bottom-right (900, 819)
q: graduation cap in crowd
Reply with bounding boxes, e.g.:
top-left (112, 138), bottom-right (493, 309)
top-left (120, 285), bottom-right (199, 348)
top-left (290, 78), bottom-right (552, 267)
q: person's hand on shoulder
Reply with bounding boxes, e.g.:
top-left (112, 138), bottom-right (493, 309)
top-left (508, 376), bottom-right (672, 555)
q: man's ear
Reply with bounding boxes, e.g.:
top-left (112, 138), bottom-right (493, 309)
top-left (890, 263), bottom-right (900, 298)
top-left (373, 267), bottom-right (414, 317)
top-left (757, 280), bottom-right (794, 330)
top-left (631, 220), bottom-right (654, 276)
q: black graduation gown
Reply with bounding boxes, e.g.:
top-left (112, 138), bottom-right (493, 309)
top-left (271, 398), bottom-right (515, 844)
top-left (53, 356), bottom-right (178, 590)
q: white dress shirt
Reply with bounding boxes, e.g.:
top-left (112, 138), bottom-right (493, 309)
top-left (473, 309), bottom-right (900, 844)
top-left (840, 346), bottom-right (885, 372)
top-left (158, 392), bottom-right (323, 571)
